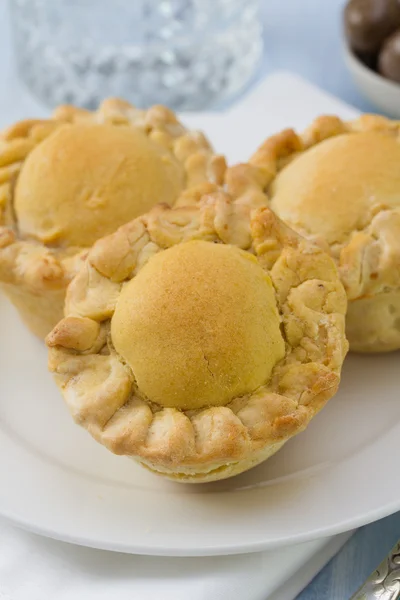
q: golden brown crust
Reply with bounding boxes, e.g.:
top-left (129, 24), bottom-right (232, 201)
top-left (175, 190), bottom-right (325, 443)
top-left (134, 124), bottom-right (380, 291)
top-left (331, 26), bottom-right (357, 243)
top-left (0, 98), bottom-right (226, 338)
top-left (110, 240), bottom-right (285, 411)
top-left (0, 229), bottom-right (87, 337)
top-left (228, 114), bottom-right (400, 353)
top-left (50, 99), bottom-right (226, 187)
top-left (47, 193), bottom-right (348, 482)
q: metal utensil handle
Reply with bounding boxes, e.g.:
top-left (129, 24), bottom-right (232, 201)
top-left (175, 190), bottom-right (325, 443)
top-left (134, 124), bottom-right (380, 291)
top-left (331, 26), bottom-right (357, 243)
top-left (350, 540), bottom-right (400, 599)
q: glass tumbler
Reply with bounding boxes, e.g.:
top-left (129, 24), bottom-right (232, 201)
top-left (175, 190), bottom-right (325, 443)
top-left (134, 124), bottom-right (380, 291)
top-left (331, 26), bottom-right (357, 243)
top-left (9, 0), bottom-right (263, 111)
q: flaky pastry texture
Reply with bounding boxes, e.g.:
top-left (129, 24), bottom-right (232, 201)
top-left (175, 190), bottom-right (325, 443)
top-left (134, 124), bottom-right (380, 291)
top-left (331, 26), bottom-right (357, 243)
top-left (226, 115), bottom-right (400, 352)
top-left (47, 192), bottom-right (348, 483)
top-left (0, 99), bottom-right (226, 338)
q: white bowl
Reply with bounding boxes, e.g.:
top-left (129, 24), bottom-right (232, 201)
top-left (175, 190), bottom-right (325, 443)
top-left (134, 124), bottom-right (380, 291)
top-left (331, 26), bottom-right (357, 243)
top-left (344, 41), bottom-right (400, 118)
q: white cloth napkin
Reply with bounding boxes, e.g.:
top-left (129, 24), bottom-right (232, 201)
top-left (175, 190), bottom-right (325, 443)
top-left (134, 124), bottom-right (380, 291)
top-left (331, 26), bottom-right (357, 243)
top-left (0, 519), bottom-right (351, 600)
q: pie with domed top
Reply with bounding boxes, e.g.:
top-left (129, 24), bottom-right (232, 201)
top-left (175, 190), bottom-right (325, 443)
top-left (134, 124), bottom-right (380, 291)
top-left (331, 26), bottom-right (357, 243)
top-left (227, 114), bottom-right (400, 353)
top-left (46, 190), bottom-right (348, 483)
top-left (0, 98), bottom-right (225, 338)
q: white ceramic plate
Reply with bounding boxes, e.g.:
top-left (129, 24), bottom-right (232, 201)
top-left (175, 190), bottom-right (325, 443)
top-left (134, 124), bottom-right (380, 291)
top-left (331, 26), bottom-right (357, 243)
top-left (1, 73), bottom-right (399, 557)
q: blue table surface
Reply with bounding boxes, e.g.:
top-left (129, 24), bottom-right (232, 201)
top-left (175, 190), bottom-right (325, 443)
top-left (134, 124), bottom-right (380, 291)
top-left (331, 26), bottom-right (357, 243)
top-left (257, 1), bottom-right (400, 598)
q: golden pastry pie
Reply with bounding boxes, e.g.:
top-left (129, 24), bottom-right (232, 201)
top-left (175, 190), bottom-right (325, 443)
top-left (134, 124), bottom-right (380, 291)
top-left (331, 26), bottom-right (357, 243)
top-left (46, 190), bottom-right (348, 483)
top-left (227, 115), bottom-right (400, 353)
top-left (0, 99), bottom-right (226, 338)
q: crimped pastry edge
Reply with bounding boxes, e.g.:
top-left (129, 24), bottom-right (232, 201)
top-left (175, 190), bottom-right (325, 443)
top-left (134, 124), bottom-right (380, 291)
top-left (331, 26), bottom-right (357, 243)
top-left (46, 192), bottom-right (348, 479)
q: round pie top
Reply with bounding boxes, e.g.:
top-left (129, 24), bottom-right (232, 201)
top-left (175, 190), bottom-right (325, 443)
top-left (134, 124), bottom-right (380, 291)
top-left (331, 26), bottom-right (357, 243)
top-left (14, 123), bottom-right (185, 247)
top-left (270, 131), bottom-right (400, 245)
top-left (111, 240), bottom-right (285, 410)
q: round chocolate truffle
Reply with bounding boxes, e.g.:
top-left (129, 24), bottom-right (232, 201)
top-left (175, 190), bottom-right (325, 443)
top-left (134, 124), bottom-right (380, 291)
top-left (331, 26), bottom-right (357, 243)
top-left (378, 28), bottom-right (400, 82)
top-left (344, 0), bottom-right (400, 54)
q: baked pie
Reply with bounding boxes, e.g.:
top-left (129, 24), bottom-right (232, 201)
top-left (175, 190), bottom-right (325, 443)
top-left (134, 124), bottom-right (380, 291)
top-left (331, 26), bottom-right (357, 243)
top-left (227, 115), bottom-right (400, 353)
top-left (47, 190), bottom-right (348, 483)
top-left (0, 99), bottom-right (225, 338)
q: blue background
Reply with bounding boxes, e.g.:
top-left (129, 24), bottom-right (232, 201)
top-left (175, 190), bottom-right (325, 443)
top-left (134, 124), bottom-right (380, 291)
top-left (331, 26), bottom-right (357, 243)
top-left (259, 0), bottom-right (376, 113)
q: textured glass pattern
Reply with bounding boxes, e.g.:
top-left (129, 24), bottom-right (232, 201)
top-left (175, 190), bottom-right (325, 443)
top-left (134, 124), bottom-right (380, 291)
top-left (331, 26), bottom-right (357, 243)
top-left (10, 0), bottom-right (262, 110)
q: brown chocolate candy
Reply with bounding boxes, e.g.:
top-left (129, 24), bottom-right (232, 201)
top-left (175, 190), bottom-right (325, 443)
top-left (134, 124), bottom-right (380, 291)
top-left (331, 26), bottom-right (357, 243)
top-left (344, 0), bottom-right (400, 54)
top-left (378, 28), bottom-right (400, 82)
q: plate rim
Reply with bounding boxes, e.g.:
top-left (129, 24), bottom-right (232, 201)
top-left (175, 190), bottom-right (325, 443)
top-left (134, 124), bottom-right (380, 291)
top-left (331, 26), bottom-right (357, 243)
top-left (1, 412), bottom-right (400, 556)
top-left (2, 495), bottom-right (400, 557)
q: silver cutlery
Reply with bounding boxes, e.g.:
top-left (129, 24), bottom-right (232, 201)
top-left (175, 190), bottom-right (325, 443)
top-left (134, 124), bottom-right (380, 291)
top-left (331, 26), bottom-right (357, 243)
top-left (350, 540), bottom-right (400, 599)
